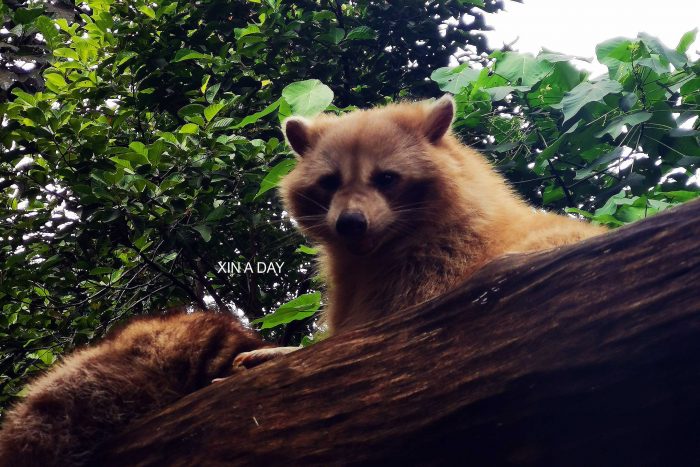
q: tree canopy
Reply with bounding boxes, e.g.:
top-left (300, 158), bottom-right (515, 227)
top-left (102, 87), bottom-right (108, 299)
top-left (1, 0), bottom-right (699, 414)
top-left (0, 0), bottom-right (504, 410)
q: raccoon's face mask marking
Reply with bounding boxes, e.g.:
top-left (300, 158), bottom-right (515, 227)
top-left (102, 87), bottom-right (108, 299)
top-left (281, 96), bottom-right (454, 256)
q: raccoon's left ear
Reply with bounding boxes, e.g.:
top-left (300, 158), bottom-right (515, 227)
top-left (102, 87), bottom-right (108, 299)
top-left (424, 94), bottom-right (455, 143)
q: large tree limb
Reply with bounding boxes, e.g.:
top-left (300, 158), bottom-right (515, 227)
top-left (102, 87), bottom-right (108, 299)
top-left (99, 200), bottom-right (700, 466)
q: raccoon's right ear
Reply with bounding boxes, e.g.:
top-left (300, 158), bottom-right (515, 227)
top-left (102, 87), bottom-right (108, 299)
top-left (282, 117), bottom-right (313, 157)
top-left (424, 94), bottom-right (455, 143)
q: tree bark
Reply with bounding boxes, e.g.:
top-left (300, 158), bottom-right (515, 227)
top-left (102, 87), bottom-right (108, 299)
top-left (98, 199), bottom-right (700, 466)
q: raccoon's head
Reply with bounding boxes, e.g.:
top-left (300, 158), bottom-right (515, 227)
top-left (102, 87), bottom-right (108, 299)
top-left (279, 95), bottom-right (455, 256)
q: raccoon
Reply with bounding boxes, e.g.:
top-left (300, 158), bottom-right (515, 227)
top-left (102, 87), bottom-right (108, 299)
top-left (276, 95), bottom-right (606, 335)
top-left (0, 312), bottom-right (265, 466)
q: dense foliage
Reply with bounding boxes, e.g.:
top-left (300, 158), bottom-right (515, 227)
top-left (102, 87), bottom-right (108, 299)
top-left (0, 0), bottom-right (503, 409)
top-left (435, 31), bottom-right (700, 223)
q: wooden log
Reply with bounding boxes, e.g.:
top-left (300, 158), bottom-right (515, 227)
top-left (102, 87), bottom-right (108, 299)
top-left (98, 199), bottom-right (700, 466)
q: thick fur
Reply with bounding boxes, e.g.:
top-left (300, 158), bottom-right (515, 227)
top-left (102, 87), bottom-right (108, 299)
top-left (0, 312), bottom-right (265, 467)
top-left (280, 97), bottom-right (607, 334)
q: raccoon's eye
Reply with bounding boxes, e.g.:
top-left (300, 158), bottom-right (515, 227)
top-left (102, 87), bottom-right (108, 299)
top-left (318, 173), bottom-right (341, 192)
top-left (372, 171), bottom-right (400, 189)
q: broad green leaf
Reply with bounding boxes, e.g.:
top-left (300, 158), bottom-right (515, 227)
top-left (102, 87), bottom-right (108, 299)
top-left (560, 80), bottom-right (622, 122)
top-left (234, 24), bottom-right (260, 40)
top-left (676, 28), bottom-right (698, 53)
top-left (281, 79), bottom-right (333, 117)
top-left (495, 52), bottom-right (554, 86)
top-left (193, 225), bottom-right (212, 242)
top-left (205, 83), bottom-right (221, 103)
top-left (28, 349), bottom-right (56, 365)
top-left (533, 132), bottom-right (567, 175)
top-left (595, 112), bottom-right (652, 139)
top-left (485, 85), bottom-right (530, 101)
top-left (204, 102), bottom-right (225, 122)
top-left (233, 99), bottom-right (280, 129)
top-left (575, 147), bottom-right (625, 180)
top-left (255, 158), bottom-right (296, 198)
top-left (128, 141), bottom-right (148, 156)
top-left (138, 5), bottom-right (156, 18)
top-left (172, 49), bottom-right (211, 62)
top-left (179, 123), bottom-right (199, 134)
top-left (177, 103), bottom-right (205, 119)
top-left (542, 185), bottom-right (564, 204)
top-left (637, 56), bottom-right (668, 74)
top-left (345, 26), bottom-right (376, 41)
top-left (44, 73), bottom-right (68, 89)
top-left (34, 16), bottom-right (60, 50)
top-left (319, 27), bottom-right (345, 44)
top-left (430, 64), bottom-right (480, 93)
top-left (596, 37), bottom-right (634, 63)
top-left (639, 32), bottom-right (686, 68)
top-left (251, 292), bottom-right (321, 329)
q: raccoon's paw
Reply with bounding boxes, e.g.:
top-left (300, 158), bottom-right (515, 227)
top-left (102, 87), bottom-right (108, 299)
top-left (234, 346), bottom-right (300, 368)
top-left (211, 346), bottom-right (300, 383)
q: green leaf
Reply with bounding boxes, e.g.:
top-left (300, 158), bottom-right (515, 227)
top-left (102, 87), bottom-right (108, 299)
top-left (575, 147), bottom-right (625, 180)
top-left (457, 0), bottom-right (485, 6)
top-left (319, 27), bottom-right (345, 44)
top-left (251, 292), bottom-right (321, 329)
top-left (295, 245), bottom-right (318, 255)
top-left (638, 32), bottom-right (686, 68)
top-left (495, 52), bottom-right (554, 86)
top-left (193, 225), bottom-right (212, 242)
top-left (44, 73), bottom-right (68, 89)
top-left (281, 79), bottom-right (334, 117)
top-left (234, 99), bottom-right (280, 129)
top-left (637, 56), bottom-right (668, 74)
top-left (128, 141), bottom-right (149, 157)
top-left (138, 5), bottom-right (156, 18)
top-left (430, 64), bottom-right (480, 93)
top-left (205, 205), bottom-right (227, 222)
top-left (255, 158), bottom-right (296, 198)
top-left (28, 349), bottom-right (56, 365)
top-left (177, 103), bottom-right (205, 119)
top-left (485, 85), bottom-right (530, 101)
top-left (542, 185), bottom-right (564, 204)
top-left (172, 49), bottom-right (211, 62)
top-left (204, 102), bottom-right (225, 122)
top-left (205, 83), bottom-right (221, 103)
top-left (234, 24), bottom-right (260, 40)
top-left (34, 16), bottom-right (60, 50)
top-left (676, 28), bottom-right (698, 53)
top-left (345, 26), bottom-right (376, 41)
top-left (560, 80), bottom-right (623, 122)
top-left (53, 47), bottom-right (80, 61)
top-left (595, 111), bottom-right (652, 139)
top-left (532, 134), bottom-right (564, 176)
top-left (179, 123), bottom-right (199, 134)
top-left (596, 38), bottom-right (634, 79)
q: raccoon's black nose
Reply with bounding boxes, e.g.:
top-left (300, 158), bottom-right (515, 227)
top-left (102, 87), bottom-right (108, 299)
top-left (336, 211), bottom-right (368, 237)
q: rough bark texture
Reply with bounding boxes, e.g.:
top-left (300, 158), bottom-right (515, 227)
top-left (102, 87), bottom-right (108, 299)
top-left (98, 199), bottom-right (700, 466)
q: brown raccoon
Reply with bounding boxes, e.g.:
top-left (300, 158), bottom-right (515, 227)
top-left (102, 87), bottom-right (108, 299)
top-left (278, 95), bottom-right (607, 335)
top-left (0, 312), bottom-right (265, 467)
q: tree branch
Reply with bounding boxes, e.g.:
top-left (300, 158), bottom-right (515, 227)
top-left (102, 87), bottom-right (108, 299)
top-left (99, 199), bottom-right (700, 466)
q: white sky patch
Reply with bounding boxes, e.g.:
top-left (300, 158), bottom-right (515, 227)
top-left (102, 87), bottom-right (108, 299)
top-left (483, 0), bottom-right (700, 76)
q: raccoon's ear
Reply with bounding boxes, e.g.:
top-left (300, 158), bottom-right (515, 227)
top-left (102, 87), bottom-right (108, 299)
top-left (424, 94), bottom-right (455, 143)
top-left (283, 117), bottom-right (313, 157)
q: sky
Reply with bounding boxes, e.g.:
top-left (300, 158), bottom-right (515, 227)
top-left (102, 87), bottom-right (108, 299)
top-left (481, 0), bottom-right (700, 76)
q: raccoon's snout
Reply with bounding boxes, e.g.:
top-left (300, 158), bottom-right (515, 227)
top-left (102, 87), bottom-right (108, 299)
top-left (335, 211), bottom-right (368, 238)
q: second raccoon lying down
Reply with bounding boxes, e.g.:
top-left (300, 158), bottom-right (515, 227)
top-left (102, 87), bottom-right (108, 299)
top-left (277, 95), bottom-right (606, 335)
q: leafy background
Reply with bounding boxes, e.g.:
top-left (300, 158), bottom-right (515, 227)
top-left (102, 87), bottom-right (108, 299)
top-left (1, 0), bottom-right (699, 413)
